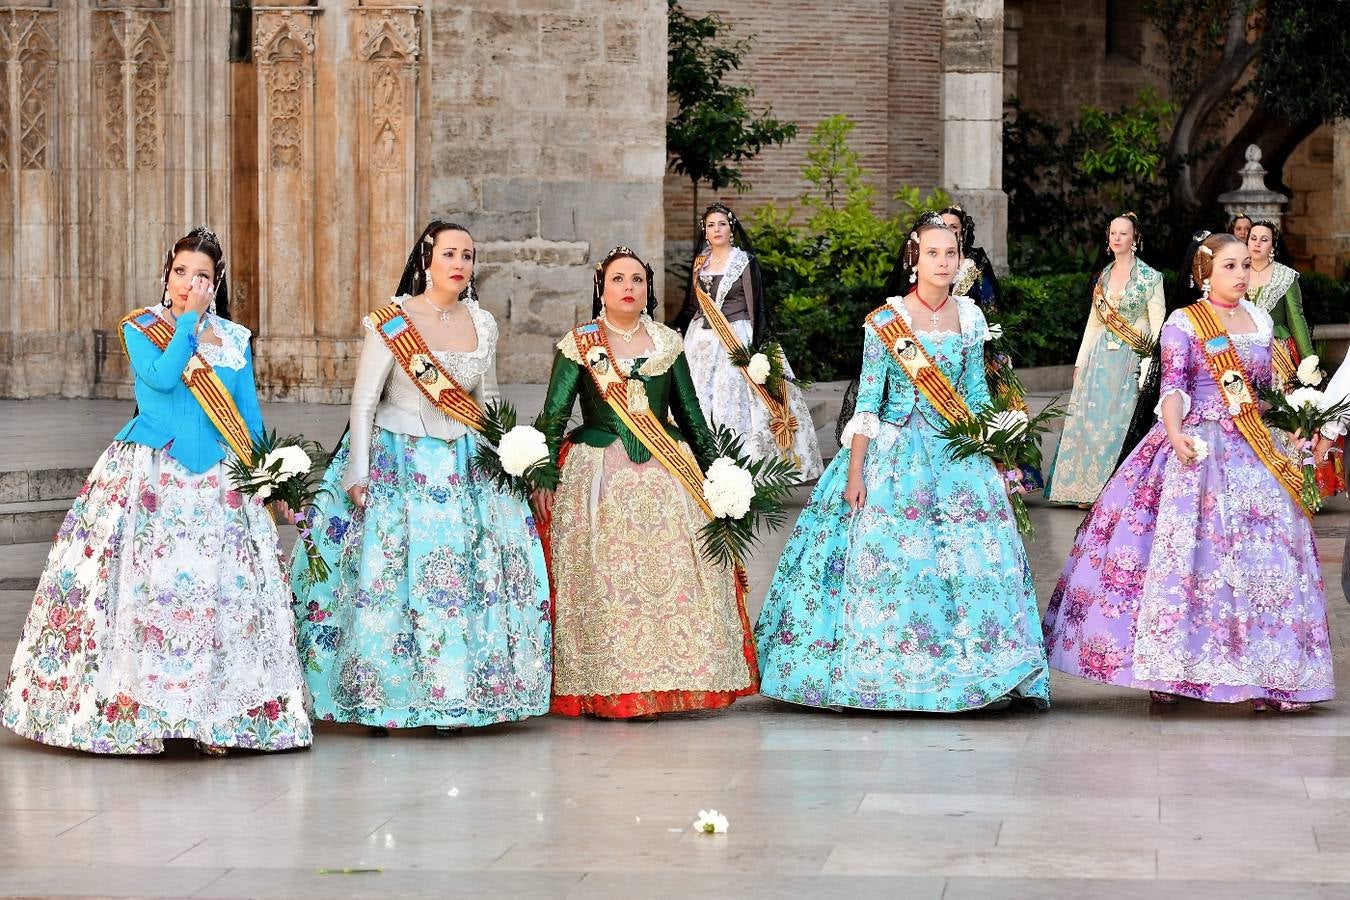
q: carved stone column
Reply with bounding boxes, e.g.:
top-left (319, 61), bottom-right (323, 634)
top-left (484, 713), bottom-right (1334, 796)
top-left (254, 7), bottom-right (317, 345)
top-left (352, 6), bottom-right (419, 324)
top-left (942, 0), bottom-right (1007, 271)
top-left (0, 7), bottom-right (62, 396)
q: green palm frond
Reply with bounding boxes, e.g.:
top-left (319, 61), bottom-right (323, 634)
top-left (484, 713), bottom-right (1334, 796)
top-left (697, 423), bottom-right (802, 568)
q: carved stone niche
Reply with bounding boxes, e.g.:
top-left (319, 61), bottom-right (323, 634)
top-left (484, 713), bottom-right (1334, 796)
top-left (94, 1), bottom-right (168, 8)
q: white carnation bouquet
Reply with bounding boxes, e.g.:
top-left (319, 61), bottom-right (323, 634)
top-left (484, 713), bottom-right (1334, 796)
top-left (1261, 372), bottom-right (1350, 513)
top-left (935, 394), bottom-right (1065, 538)
top-left (472, 400), bottom-right (561, 500)
top-left (225, 430), bottom-right (329, 582)
top-left (727, 340), bottom-right (806, 398)
top-left (698, 424), bottom-right (801, 568)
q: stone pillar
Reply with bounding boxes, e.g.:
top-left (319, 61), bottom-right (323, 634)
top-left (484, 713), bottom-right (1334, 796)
top-left (941, 0), bottom-right (1007, 271)
top-left (0, 5), bottom-right (64, 396)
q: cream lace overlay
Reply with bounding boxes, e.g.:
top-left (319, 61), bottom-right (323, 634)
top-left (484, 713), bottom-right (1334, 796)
top-left (550, 442), bottom-right (752, 696)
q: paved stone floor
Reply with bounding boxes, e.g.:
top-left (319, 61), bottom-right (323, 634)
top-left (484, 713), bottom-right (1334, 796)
top-left (1, 398), bottom-right (1349, 898)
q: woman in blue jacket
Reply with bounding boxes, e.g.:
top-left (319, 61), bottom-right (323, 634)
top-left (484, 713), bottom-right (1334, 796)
top-left (1, 227), bottom-right (311, 756)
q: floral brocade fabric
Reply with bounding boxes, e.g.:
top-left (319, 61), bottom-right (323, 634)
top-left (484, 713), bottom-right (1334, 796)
top-left (755, 303), bottom-right (1050, 712)
top-left (1042, 305), bottom-right (1334, 703)
top-left (547, 442), bottom-right (757, 717)
top-left (292, 428), bottom-right (552, 728)
top-left (2, 443), bottom-right (311, 753)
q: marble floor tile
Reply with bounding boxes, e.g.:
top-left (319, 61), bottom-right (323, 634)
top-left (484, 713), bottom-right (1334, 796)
top-left (196, 868), bottom-right (584, 900)
top-left (566, 872), bottom-right (946, 899)
top-left (820, 845), bottom-right (1158, 879)
top-left (0, 865), bottom-right (228, 898)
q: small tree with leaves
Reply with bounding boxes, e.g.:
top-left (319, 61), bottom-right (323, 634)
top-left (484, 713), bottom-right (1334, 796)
top-left (667, 0), bottom-right (797, 242)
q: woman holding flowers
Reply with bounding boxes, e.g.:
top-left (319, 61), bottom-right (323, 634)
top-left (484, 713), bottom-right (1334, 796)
top-left (1045, 213), bottom-right (1164, 506)
top-left (533, 246), bottom-right (758, 720)
top-left (754, 215), bottom-right (1050, 713)
top-left (1041, 233), bottom-right (1334, 711)
top-left (292, 221), bottom-right (551, 732)
top-left (2, 227), bottom-right (311, 755)
top-left (673, 203), bottom-right (823, 480)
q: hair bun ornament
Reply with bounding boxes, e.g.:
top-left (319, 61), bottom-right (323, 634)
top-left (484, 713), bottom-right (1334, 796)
top-left (1198, 245), bottom-right (1214, 257)
top-left (189, 225), bottom-right (220, 245)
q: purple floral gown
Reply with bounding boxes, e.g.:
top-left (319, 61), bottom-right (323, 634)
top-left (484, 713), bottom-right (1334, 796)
top-left (1042, 301), bottom-right (1334, 704)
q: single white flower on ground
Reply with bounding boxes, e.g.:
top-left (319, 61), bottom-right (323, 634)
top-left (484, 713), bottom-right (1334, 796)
top-left (703, 457), bottom-right (754, 519)
top-left (498, 425), bottom-right (550, 477)
top-left (985, 409), bottom-right (1029, 440)
top-left (1287, 387), bottom-right (1328, 413)
top-left (983, 323), bottom-right (1003, 342)
top-left (746, 352), bottom-right (771, 385)
top-left (1190, 437), bottom-right (1209, 463)
top-left (693, 809), bottom-right (729, 834)
top-left (263, 444), bottom-right (313, 479)
top-left (1296, 354), bottom-right (1322, 387)
top-left (1138, 357), bottom-right (1152, 389)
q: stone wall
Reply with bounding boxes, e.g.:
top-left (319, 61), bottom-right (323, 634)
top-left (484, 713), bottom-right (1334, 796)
top-left (0, 0), bottom-right (668, 400)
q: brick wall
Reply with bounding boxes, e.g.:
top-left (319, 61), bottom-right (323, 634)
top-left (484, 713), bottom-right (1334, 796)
top-left (662, 0), bottom-right (946, 298)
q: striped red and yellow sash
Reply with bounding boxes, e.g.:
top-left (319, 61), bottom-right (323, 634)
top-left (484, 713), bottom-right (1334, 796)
top-left (367, 303), bottom-right (487, 434)
top-left (865, 302), bottom-right (973, 427)
top-left (571, 322), bottom-right (715, 519)
top-left (1271, 339), bottom-right (1297, 388)
top-left (119, 308), bottom-right (255, 465)
top-left (1092, 281), bottom-right (1152, 355)
top-left (692, 254), bottom-right (798, 454)
top-left (1182, 302), bottom-right (1310, 518)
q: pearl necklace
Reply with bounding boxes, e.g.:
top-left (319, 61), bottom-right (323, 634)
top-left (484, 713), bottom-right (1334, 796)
top-left (601, 312), bottom-right (643, 344)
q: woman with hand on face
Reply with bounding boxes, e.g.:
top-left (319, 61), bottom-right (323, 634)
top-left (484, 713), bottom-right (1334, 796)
top-left (754, 214), bottom-right (1051, 714)
top-left (293, 221), bottom-right (551, 734)
top-left (1042, 233), bottom-right (1334, 712)
top-left (2, 227), bottom-right (311, 756)
top-left (533, 246), bottom-right (757, 720)
top-left (673, 203), bottom-right (823, 480)
top-left (1045, 213), bottom-right (1165, 507)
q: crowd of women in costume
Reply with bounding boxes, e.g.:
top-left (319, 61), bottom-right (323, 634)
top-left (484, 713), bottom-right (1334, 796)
top-left (2, 200), bottom-right (1346, 755)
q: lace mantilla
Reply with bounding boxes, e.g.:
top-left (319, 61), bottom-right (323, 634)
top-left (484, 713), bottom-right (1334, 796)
top-left (1166, 300), bottom-right (1272, 343)
top-left (363, 295), bottom-right (498, 386)
top-left (557, 317), bottom-right (683, 375)
top-left (150, 306), bottom-right (250, 370)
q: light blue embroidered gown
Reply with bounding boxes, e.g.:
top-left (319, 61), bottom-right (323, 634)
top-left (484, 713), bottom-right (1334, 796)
top-left (754, 296), bottom-right (1050, 712)
top-left (291, 298), bottom-right (551, 729)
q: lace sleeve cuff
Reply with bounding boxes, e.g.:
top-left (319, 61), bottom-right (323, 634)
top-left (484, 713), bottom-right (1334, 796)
top-left (1321, 419), bottom-right (1347, 441)
top-left (839, 412), bottom-right (880, 446)
top-left (1154, 387), bottom-right (1191, 419)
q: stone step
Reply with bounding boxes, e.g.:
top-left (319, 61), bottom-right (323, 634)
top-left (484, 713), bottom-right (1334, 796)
top-left (0, 499), bottom-right (70, 547)
top-left (0, 467), bottom-right (88, 505)
top-left (0, 541), bottom-right (50, 592)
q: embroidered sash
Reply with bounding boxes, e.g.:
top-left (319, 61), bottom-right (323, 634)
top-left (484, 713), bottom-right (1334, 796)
top-left (120, 308), bottom-right (255, 465)
top-left (691, 253), bottom-right (798, 454)
top-left (1270, 339), bottom-right (1297, 387)
top-left (1182, 302), bottom-right (1310, 517)
top-left (1092, 280), bottom-right (1152, 355)
top-left (367, 303), bottom-right (487, 434)
top-left (571, 323), bottom-right (715, 519)
top-left (865, 302), bottom-right (973, 427)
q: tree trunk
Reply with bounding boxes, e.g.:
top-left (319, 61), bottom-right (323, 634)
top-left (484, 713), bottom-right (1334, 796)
top-left (1195, 103), bottom-right (1320, 211)
top-left (1165, 0), bottom-right (1263, 217)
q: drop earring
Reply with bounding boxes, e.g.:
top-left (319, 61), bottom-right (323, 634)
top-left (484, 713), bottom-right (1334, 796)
top-left (161, 288), bottom-right (172, 308)
top-left (1200, 278), bottom-right (1211, 301)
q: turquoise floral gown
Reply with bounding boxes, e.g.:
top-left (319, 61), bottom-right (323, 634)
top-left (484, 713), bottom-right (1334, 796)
top-left (755, 296), bottom-right (1050, 712)
top-left (291, 296), bottom-right (551, 729)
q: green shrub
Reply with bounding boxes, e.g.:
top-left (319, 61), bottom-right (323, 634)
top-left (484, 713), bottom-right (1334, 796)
top-left (989, 275), bottom-right (1092, 368)
top-left (1302, 272), bottom-right (1350, 331)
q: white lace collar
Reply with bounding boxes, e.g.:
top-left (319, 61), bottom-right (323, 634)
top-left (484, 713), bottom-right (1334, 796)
top-left (556, 316), bottom-right (683, 376)
top-left (376, 294), bottom-right (497, 361)
top-left (151, 305), bottom-right (249, 370)
top-left (882, 293), bottom-right (982, 341)
top-left (1169, 300), bottom-right (1273, 343)
top-left (698, 247), bottom-right (750, 307)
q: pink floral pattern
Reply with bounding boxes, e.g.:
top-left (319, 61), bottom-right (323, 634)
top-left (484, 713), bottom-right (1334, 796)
top-left (1042, 305), bottom-right (1334, 703)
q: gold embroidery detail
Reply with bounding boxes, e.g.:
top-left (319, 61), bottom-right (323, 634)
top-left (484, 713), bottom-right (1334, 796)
top-left (549, 443), bottom-right (752, 697)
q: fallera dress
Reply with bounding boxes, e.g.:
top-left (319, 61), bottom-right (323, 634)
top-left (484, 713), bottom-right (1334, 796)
top-left (1045, 259), bottom-right (1165, 505)
top-left (292, 296), bottom-right (552, 729)
top-left (755, 296), bottom-right (1051, 712)
top-left (681, 247), bottom-right (823, 480)
top-left (1041, 302), bottom-right (1334, 704)
top-left (2, 306), bottom-right (311, 753)
top-left (539, 318), bottom-right (757, 718)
